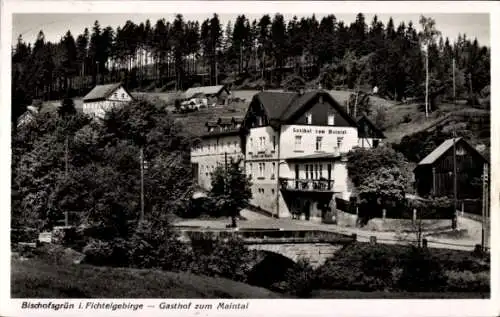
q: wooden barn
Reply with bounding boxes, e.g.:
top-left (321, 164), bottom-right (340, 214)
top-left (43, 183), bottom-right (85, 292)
top-left (414, 138), bottom-right (488, 199)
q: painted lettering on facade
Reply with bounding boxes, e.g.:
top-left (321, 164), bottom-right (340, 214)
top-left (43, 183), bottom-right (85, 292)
top-left (293, 128), bottom-right (348, 135)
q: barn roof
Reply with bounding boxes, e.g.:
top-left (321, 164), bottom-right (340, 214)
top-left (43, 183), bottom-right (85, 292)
top-left (184, 85), bottom-right (228, 99)
top-left (418, 138), bottom-right (462, 165)
top-left (83, 83), bottom-right (125, 102)
top-left (417, 137), bottom-right (489, 166)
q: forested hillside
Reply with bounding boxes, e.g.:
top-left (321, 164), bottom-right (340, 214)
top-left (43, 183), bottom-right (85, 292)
top-left (12, 13), bottom-right (490, 126)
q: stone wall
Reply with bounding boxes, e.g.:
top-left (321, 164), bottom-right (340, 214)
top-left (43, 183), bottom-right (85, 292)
top-left (247, 243), bottom-right (342, 268)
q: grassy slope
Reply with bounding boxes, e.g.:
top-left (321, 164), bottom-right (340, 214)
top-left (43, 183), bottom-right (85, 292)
top-left (382, 102), bottom-right (490, 144)
top-left (11, 258), bottom-right (281, 299)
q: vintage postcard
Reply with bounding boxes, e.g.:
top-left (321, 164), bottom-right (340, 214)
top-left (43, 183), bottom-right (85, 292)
top-left (1, 1), bottom-right (498, 316)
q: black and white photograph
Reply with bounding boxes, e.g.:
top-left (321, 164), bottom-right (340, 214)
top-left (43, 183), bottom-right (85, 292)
top-left (1, 0), bottom-right (498, 316)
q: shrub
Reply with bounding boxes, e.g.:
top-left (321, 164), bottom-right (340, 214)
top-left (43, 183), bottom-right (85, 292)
top-left (189, 236), bottom-right (254, 282)
top-left (127, 220), bottom-right (191, 271)
top-left (32, 244), bottom-right (84, 265)
top-left (398, 246), bottom-right (447, 292)
top-left (82, 238), bottom-right (129, 267)
top-left (315, 244), bottom-right (403, 291)
top-left (11, 228), bottom-right (39, 244)
top-left (284, 258), bottom-right (316, 298)
top-left (445, 270), bottom-right (490, 293)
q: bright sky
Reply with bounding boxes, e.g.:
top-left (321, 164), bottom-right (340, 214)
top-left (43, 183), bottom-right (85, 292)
top-left (13, 13), bottom-right (490, 47)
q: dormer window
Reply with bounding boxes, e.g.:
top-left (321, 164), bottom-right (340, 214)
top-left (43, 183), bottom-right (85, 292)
top-left (328, 113), bottom-right (335, 126)
top-left (306, 113), bottom-right (312, 124)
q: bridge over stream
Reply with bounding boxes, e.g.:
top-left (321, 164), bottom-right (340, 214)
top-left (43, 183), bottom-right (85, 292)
top-left (175, 228), bottom-right (356, 268)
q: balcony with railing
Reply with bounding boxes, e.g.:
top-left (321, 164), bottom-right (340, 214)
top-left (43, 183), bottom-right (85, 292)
top-left (279, 178), bottom-right (334, 192)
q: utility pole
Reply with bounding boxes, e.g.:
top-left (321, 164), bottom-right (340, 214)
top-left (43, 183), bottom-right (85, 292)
top-left (481, 163), bottom-right (489, 251)
top-left (140, 147), bottom-right (145, 222)
top-left (452, 129), bottom-right (458, 230)
top-left (64, 136), bottom-right (69, 226)
top-left (452, 58), bottom-right (456, 104)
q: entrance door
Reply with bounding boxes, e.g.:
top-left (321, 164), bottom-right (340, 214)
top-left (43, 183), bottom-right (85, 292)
top-left (304, 200), bottom-right (311, 221)
top-left (295, 164), bottom-right (299, 189)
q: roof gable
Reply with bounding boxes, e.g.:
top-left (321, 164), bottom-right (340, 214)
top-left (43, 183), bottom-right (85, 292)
top-left (253, 91), bottom-right (298, 120)
top-left (281, 91), bottom-right (359, 127)
top-left (417, 138), bottom-right (489, 166)
top-left (83, 83), bottom-right (125, 102)
top-left (184, 85), bottom-right (228, 99)
top-left (357, 115), bottom-right (386, 139)
top-left (245, 90), bottom-right (358, 128)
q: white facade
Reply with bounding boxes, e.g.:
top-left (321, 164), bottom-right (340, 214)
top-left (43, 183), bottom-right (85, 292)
top-left (279, 125), bottom-right (358, 158)
top-left (244, 126), bottom-right (280, 215)
top-left (83, 86), bottom-right (133, 119)
top-left (191, 134), bottom-right (243, 190)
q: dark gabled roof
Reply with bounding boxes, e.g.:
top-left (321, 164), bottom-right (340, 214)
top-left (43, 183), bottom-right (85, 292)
top-left (357, 115), bottom-right (386, 139)
top-left (252, 90), bottom-right (358, 127)
top-left (279, 91), bottom-right (319, 121)
top-left (83, 83), bottom-right (126, 102)
top-left (252, 91), bottom-right (298, 120)
top-left (417, 138), bottom-right (489, 167)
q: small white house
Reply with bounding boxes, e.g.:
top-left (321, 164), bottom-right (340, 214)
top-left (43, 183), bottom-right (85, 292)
top-left (82, 83), bottom-right (134, 119)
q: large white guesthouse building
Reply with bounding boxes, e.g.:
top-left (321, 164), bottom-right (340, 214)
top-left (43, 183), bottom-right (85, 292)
top-left (190, 89), bottom-right (385, 221)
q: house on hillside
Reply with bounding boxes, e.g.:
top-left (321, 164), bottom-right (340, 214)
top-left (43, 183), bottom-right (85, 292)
top-left (191, 116), bottom-right (245, 189)
top-left (356, 115), bottom-right (386, 148)
top-left (414, 138), bottom-right (489, 200)
top-left (82, 83), bottom-right (134, 119)
top-left (183, 85), bottom-right (231, 106)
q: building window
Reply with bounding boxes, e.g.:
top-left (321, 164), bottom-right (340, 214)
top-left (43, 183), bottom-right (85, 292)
top-left (248, 163), bottom-right (253, 178)
top-left (272, 162), bottom-right (276, 179)
top-left (249, 138), bottom-right (253, 151)
top-left (305, 165), bottom-right (309, 179)
top-left (319, 164), bottom-right (323, 178)
top-left (316, 136), bottom-right (323, 151)
top-left (309, 164), bottom-right (314, 179)
top-left (294, 135), bottom-right (302, 150)
top-left (272, 136), bottom-right (276, 150)
top-left (258, 163), bottom-right (265, 178)
top-left (328, 113), bottom-right (335, 125)
top-left (306, 113), bottom-right (312, 124)
top-left (272, 189), bottom-right (275, 195)
top-left (337, 136), bottom-right (344, 149)
top-left (121, 93), bottom-right (125, 99)
top-left (234, 141), bottom-right (238, 151)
